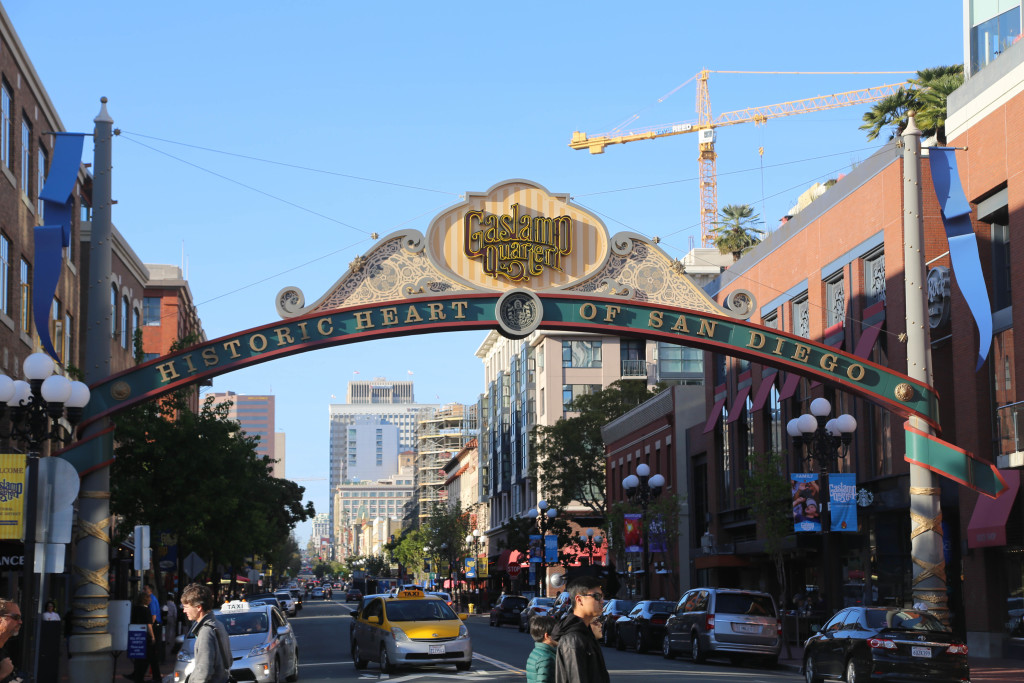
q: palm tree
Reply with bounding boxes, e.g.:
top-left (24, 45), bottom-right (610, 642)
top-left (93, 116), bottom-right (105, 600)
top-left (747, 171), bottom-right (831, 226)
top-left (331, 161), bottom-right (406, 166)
top-left (860, 65), bottom-right (964, 142)
top-left (711, 203), bottom-right (765, 261)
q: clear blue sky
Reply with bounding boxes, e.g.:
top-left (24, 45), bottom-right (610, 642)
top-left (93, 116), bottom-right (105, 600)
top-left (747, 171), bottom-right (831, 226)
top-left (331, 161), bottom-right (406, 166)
top-left (5, 1), bottom-right (962, 544)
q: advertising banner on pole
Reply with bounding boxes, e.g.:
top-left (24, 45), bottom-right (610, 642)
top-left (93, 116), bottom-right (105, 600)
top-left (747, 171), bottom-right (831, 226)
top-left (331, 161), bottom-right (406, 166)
top-left (792, 473), bottom-right (822, 532)
top-left (829, 473), bottom-right (858, 532)
top-left (529, 534), bottom-right (543, 562)
top-left (649, 514), bottom-right (668, 553)
top-left (478, 553), bottom-right (489, 578)
top-left (464, 557), bottom-right (477, 578)
top-left (624, 513), bottom-right (642, 552)
top-left (0, 454), bottom-right (26, 540)
top-left (544, 534), bottom-right (558, 563)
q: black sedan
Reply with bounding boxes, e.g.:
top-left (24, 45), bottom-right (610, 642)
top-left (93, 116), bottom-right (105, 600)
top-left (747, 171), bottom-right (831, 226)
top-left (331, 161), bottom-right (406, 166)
top-left (597, 599), bottom-right (636, 648)
top-left (803, 607), bottom-right (969, 683)
top-left (489, 595), bottom-right (528, 627)
top-left (614, 600), bottom-right (675, 653)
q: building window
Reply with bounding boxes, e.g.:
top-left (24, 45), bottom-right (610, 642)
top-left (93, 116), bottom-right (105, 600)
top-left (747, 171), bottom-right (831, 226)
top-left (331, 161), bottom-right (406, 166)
top-left (63, 313), bottom-right (72, 366)
top-left (37, 146), bottom-right (47, 217)
top-left (791, 295), bottom-right (810, 338)
top-left (120, 295), bottom-right (129, 348)
top-left (0, 82), bottom-right (11, 169)
top-left (52, 299), bottom-right (62, 359)
top-left (143, 296), bottom-right (161, 326)
top-left (992, 223), bottom-right (1011, 311)
top-left (825, 273), bottom-right (845, 327)
top-left (110, 284), bottom-right (118, 338)
top-left (132, 307), bottom-right (140, 339)
top-left (19, 259), bottom-right (30, 334)
top-left (562, 384), bottom-right (602, 412)
top-left (971, 4), bottom-right (1021, 74)
top-left (0, 234), bottom-right (9, 317)
top-left (562, 340), bottom-right (602, 368)
top-left (20, 119), bottom-right (30, 195)
top-left (864, 250), bottom-right (886, 307)
top-left (658, 342), bottom-right (704, 383)
top-left (762, 312), bottom-right (778, 330)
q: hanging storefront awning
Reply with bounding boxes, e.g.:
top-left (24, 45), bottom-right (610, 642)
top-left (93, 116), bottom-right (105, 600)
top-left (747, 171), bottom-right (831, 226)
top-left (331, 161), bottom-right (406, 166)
top-left (751, 372), bottom-right (778, 412)
top-left (967, 470), bottom-right (1021, 548)
top-left (703, 395), bottom-right (728, 433)
top-left (725, 385), bottom-right (752, 424)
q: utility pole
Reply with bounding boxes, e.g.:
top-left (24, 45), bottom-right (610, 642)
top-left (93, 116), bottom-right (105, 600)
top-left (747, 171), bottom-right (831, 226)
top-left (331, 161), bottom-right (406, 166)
top-left (902, 113), bottom-right (948, 619)
top-left (69, 98), bottom-right (115, 682)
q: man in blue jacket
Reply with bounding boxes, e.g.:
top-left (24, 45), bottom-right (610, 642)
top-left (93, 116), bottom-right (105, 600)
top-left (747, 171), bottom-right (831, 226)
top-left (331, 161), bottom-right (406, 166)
top-left (550, 577), bottom-right (610, 683)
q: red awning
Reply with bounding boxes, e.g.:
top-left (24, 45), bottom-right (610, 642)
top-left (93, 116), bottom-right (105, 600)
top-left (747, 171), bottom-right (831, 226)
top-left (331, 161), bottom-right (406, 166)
top-left (778, 372), bottom-right (801, 400)
top-left (751, 372), bottom-right (778, 411)
top-left (853, 321), bottom-right (884, 359)
top-left (967, 470), bottom-right (1020, 548)
top-left (493, 549), bottom-right (512, 572)
top-left (726, 385), bottom-right (752, 424)
top-left (703, 396), bottom-right (728, 433)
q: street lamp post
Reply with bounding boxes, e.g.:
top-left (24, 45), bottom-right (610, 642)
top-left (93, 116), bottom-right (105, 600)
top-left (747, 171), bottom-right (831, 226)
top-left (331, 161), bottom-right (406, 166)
top-left (0, 352), bottom-right (90, 683)
top-left (526, 500), bottom-right (558, 597)
top-left (622, 463), bottom-right (665, 600)
top-left (787, 397), bottom-right (857, 615)
top-left (465, 530), bottom-right (484, 608)
top-left (578, 528), bottom-right (603, 566)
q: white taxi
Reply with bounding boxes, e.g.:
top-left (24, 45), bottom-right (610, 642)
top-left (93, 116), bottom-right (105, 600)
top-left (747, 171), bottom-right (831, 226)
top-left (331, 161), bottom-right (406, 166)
top-left (174, 600), bottom-right (299, 682)
top-left (350, 587), bottom-right (472, 673)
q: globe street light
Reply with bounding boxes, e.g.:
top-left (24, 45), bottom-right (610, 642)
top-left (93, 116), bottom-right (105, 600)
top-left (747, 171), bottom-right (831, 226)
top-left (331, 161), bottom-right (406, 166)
top-left (622, 463), bottom-right (665, 599)
top-left (0, 352), bottom-right (90, 683)
top-left (578, 528), bottom-right (603, 566)
top-left (526, 500), bottom-right (558, 596)
top-left (787, 397), bottom-right (857, 614)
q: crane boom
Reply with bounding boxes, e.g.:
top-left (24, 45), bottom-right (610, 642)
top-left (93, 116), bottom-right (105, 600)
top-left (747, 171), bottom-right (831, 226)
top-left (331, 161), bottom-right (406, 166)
top-left (569, 75), bottom-right (907, 246)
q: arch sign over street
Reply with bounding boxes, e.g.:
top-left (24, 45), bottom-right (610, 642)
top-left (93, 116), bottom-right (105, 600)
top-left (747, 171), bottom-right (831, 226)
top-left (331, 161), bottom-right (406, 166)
top-left (67, 179), bottom-right (1000, 494)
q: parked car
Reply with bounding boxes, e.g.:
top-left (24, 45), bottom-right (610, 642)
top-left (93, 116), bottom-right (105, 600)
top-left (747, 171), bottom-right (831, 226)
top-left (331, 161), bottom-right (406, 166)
top-left (275, 590), bottom-right (297, 616)
top-left (518, 597), bottom-right (556, 632)
top-left (174, 600), bottom-right (298, 682)
top-left (614, 600), bottom-right (675, 653)
top-left (662, 587), bottom-right (781, 665)
top-left (350, 588), bottom-right (471, 673)
top-left (803, 606), bottom-right (969, 683)
top-left (550, 591), bottom-right (573, 621)
top-left (489, 595), bottom-right (528, 627)
top-left (596, 599), bottom-right (637, 648)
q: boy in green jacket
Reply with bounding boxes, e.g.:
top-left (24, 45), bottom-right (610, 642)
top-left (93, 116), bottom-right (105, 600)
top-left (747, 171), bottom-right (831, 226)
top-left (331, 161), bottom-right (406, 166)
top-left (526, 614), bottom-right (558, 683)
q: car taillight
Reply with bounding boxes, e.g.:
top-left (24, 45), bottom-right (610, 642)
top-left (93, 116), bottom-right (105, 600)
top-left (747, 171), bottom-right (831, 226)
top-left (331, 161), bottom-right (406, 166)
top-left (706, 614), bottom-right (715, 631)
top-left (946, 644), bottom-right (968, 655)
top-left (652, 617), bottom-right (666, 626)
top-left (868, 638), bottom-right (897, 650)
top-left (776, 620), bottom-right (782, 636)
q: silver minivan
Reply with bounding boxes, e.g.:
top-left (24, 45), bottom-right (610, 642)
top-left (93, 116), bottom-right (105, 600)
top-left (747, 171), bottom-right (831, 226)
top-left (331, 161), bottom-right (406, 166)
top-left (662, 587), bottom-right (781, 665)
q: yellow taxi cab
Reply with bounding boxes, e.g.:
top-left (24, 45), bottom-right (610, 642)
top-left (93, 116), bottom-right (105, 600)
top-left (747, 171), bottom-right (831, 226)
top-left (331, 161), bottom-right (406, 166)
top-left (349, 587), bottom-right (472, 673)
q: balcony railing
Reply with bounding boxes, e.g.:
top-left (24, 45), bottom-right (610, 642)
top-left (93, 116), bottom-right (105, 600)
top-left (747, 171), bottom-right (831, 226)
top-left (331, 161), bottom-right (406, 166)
top-left (621, 359), bottom-right (647, 377)
top-left (996, 401), bottom-right (1024, 468)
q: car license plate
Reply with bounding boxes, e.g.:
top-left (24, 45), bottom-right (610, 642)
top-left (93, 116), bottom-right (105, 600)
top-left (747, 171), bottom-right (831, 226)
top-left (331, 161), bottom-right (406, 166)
top-left (429, 645), bottom-right (445, 655)
top-left (911, 646), bottom-right (932, 658)
top-left (735, 624), bottom-right (759, 633)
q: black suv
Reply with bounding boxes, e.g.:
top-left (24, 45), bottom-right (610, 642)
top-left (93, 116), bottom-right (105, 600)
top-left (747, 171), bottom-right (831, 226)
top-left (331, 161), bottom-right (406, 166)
top-left (489, 595), bottom-right (528, 627)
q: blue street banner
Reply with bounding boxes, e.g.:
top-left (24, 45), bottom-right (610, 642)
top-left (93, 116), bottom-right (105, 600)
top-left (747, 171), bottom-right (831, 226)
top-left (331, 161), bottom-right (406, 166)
top-left (792, 473), bottom-right (822, 532)
top-left (829, 473), bottom-right (858, 532)
top-left (35, 133), bottom-right (85, 361)
top-left (464, 557), bottom-right (477, 579)
top-left (928, 147), bottom-right (992, 370)
top-left (649, 514), bottom-right (668, 553)
top-left (624, 513), bottom-right (642, 552)
top-left (529, 534), bottom-right (543, 563)
top-left (544, 534), bottom-right (558, 563)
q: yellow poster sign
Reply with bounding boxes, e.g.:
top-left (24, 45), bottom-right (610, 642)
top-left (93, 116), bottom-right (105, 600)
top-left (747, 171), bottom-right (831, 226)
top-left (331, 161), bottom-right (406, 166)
top-left (0, 454), bottom-right (26, 540)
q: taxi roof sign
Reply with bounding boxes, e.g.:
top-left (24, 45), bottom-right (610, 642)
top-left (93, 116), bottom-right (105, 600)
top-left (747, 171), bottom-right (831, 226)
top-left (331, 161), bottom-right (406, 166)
top-left (220, 600), bottom-right (251, 612)
top-left (396, 588), bottom-right (425, 599)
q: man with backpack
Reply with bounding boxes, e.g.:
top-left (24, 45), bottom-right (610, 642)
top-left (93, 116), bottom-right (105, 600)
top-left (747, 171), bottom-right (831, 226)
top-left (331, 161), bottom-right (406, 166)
top-left (179, 584), bottom-right (232, 683)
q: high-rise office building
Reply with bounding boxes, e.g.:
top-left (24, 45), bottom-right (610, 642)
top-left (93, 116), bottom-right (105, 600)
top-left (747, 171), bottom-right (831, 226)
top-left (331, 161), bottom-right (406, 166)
top-left (328, 378), bottom-right (436, 556)
top-left (209, 391), bottom-right (281, 474)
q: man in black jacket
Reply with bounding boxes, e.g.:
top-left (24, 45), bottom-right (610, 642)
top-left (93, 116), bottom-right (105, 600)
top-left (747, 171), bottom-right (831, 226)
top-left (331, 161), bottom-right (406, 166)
top-left (550, 576), bottom-right (610, 683)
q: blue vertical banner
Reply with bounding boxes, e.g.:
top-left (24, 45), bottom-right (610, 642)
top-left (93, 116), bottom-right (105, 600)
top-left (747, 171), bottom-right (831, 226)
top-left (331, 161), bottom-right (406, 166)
top-left (649, 514), bottom-right (668, 553)
top-left (544, 534), bottom-right (558, 563)
top-left (35, 133), bottom-right (85, 360)
top-left (792, 473), bottom-right (822, 532)
top-left (529, 534), bottom-right (543, 563)
top-left (464, 557), bottom-right (477, 579)
top-left (829, 473), bottom-right (858, 532)
top-left (928, 147), bottom-right (993, 370)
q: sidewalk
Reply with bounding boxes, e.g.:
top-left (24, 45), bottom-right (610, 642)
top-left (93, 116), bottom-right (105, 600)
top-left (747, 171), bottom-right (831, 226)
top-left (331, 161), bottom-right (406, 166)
top-left (778, 643), bottom-right (1022, 681)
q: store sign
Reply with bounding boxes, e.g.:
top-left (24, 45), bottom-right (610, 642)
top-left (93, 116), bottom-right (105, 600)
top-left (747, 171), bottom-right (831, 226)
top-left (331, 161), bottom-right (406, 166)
top-left (0, 454), bottom-right (26, 540)
top-left (464, 203), bottom-right (573, 282)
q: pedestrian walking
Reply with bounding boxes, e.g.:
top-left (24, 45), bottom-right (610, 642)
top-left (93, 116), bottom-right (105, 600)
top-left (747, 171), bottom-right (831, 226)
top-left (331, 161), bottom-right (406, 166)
top-left (550, 576), bottom-right (610, 683)
top-left (526, 614), bottom-right (557, 683)
top-left (143, 583), bottom-right (162, 677)
top-left (0, 598), bottom-right (21, 683)
top-left (179, 583), bottom-right (231, 683)
top-left (164, 593), bottom-right (179, 655)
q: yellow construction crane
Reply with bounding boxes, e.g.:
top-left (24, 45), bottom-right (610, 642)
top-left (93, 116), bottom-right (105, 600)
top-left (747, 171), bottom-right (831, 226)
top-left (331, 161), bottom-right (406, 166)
top-left (569, 70), bottom-right (911, 247)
